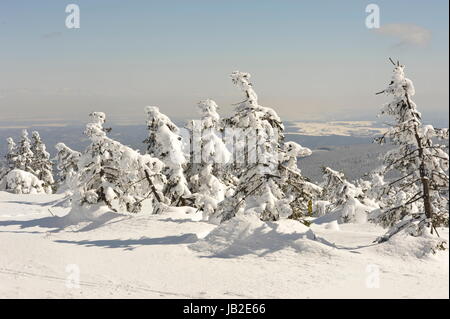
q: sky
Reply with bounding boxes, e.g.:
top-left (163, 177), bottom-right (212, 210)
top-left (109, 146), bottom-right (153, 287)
top-left (0, 0), bottom-right (448, 125)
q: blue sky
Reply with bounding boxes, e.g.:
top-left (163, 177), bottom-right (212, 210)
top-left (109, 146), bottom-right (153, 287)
top-left (0, 0), bottom-right (448, 125)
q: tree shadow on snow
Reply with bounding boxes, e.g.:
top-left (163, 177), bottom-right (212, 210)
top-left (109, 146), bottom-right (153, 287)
top-left (0, 216), bottom-right (68, 233)
top-left (3, 197), bottom-right (68, 207)
top-left (55, 233), bottom-right (198, 250)
top-left (0, 211), bottom-right (124, 234)
top-left (158, 218), bottom-right (199, 224)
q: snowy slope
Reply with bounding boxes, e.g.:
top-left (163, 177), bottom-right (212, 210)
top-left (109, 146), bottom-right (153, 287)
top-left (0, 191), bottom-right (448, 299)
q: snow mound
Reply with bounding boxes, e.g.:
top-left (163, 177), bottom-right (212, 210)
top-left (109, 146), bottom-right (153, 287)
top-left (2, 169), bottom-right (46, 194)
top-left (376, 230), bottom-right (448, 260)
top-left (324, 220), bottom-right (340, 231)
top-left (63, 203), bottom-right (122, 225)
top-left (190, 214), bottom-right (333, 257)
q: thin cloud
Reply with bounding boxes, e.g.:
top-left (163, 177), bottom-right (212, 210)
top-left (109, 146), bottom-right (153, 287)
top-left (375, 23), bottom-right (432, 47)
top-left (41, 32), bottom-right (63, 39)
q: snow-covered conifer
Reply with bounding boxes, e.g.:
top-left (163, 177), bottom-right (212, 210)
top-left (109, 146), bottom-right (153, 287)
top-left (1, 138), bottom-right (19, 189)
top-left (55, 143), bottom-right (81, 191)
top-left (279, 141), bottom-right (322, 223)
top-left (30, 131), bottom-right (54, 193)
top-left (187, 99), bottom-right (232, 218)
top-left (373, 59), bottom-right (449, 244)
top-left (15, 130), bottom-right (34, 174)
top-left (212, 71), bottom-right (290, 223)
top-left (144, 106), bottom-right (191, 206)
top-left (5, 137), bottom-right (18, 170)
top-left (74, 112), bottom-right (168, 214)
top-left (361, 170), bottom-right (388, 206)
top-left (321, 167), bottom-right (353, 208)
top-left (319, 166), bottom-right (376, 223)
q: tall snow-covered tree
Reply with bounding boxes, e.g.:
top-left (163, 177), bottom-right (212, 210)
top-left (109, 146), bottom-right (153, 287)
top-left (30, 131), bottom-right (54, 193)
top-left (187, 99), bottom-right (232, 218)
top-left (55, 142), bottom-right (81, 191)
top-left (373, 59), bottom-right (449, 244)
top-left (144, 106), bottom-right (191, 206)
top-left (212, 71), bottom-right (291, 223)
top-left (74, 112), bottom-right (168, 214)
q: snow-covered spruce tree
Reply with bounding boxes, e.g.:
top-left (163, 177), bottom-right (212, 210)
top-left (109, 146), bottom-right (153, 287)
top-left (373, 59), bottom-right (449, 244)
top-left (279, 141), bottom-right (322, 224)
top-left (15, 129), bottom-right (35, 174)
top-left (144, 106), bottom-right (191, 206)
top-left (321, 167), bottom-right (353, 208)
top-left (74, 112), bottom-right (168, 214)
top-left (55, 143), bottom-right (81, 191)
top-left (1, 138), bottom-right (18, 180)
top-left (320, 166), bottom-right (376, 223)
top-left (0, 159), bottom-right (6, 183)
top-left (1, 137), bottom-right (45, 194)
top-left (5, 137), bottom-right (18, 170)
top-left (360, 169), bottom-right (389, 208)
top-left (30, 131), bottom-right (54, 193)
top-left (0, 137), bottom-right (11, 182)
top-left (211, 71), bottom-right (293, 223)
top-left (186, 99), bottom-right (232, 218)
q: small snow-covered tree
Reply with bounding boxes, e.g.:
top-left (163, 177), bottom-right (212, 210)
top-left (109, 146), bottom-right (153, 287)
top-left (0, 137), bottom-right (17, 190)
top-left (30, 131), bottom-right (54, 193)
top-left (212, 71), bottom-right (291, 223)
top-left (74, 112), bottom-right (168, 214)
top-left (187, 99), bottom-right (232, 218)
top-left (0, 160), bottom-right (5, 183)
top-left (5, 137), bottom-right (18, 171)
top-left (279, 141), bottom-right (322, 223)
top-left (373, 59), bottom-right (449, 244)
top-left (321, 167), bottom-right (354, 208)
top-left (320, 166), bottom-right (375, 223)
top-left (15, 129), bottom-right (35, 174)
top-left (1, 138), bottom-right (18, 181)
top-left (2, 131), bottom-right (50, 193)
top-left (360, 170), bottom-right (388, 207)
top-left (144, 106), bottom-right (191, 206)
top-left (55, 143), bottom-right (81, 191)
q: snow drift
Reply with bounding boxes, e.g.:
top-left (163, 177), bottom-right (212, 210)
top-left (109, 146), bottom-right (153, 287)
top-left (376, 228), bottom-right (448, 259)
top-left (190, 214), bottom-right (333, 257)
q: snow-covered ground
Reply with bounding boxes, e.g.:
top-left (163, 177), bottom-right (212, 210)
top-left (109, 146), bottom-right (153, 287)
top-left (0, 191), bottom-right (448, 299)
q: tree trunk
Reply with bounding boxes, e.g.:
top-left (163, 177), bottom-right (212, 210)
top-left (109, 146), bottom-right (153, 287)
top-left (405, 92), bottom-right (433, 232)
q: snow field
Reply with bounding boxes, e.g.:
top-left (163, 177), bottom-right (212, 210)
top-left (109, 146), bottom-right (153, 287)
top-left (0, 191), bottom-right (447, 299)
